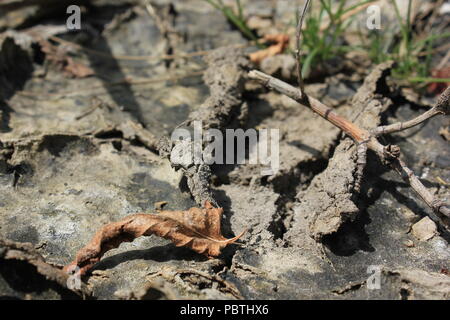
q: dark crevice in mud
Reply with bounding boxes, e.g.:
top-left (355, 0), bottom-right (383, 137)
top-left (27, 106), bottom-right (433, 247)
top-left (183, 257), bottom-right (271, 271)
top-left (93, 128), bottom-right (160, 155)
top-left (94, 129), bottom-right (124, 140)
top-left (266, 209), bottom-right (288, 242)
top-left (8, 163), bottom-right (34, 188)
top-left (31, 42), bottom-right (46, 65)
top-left (374, 69), bottom-right (393, 97)
top-left (0, 36), bottom-right (34, 132)
top-left (130, 137), bottom-right (159, 154)
top-left (268, 133), bottom-right (342, 242)
top-left (321, 152), bottom-right (385, 256)
top-left (210, 188), bottom-right (243, 270)
top-left (270, 158), bottom-right (329, 196)
top-left (268, 158), bottom-right (330, 242)
top-left (0, 101), bottom-right (14, 133)
top-left (400, 287), bottom-right (410, 300)
top-left (220, 246), bottom-right (241, 271)
top-left (298, 59), bottom-right (345, 85)
top-left (0, 141), bottom-right (14, 161)
top-left (210, 164), bottom-right (237, 186)
top-left (111, 140), bottom-right (122, 152)
top-left (322, 209), bottom-right (375, 257)
top-left (0, 141), bottom-right (33, 186)
top-left (209, 260), bottom-right (228, 275)
top-left (242, 93), bottom-right (275, 128)
top-left (37, 134), bottom-right (82, 157)
top-left (228, 149), bottom-right (336, 242)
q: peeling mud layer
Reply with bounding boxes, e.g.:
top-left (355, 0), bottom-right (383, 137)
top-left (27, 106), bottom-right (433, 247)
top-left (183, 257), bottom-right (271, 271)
top-left (1, 1), bottom-right (449, 300)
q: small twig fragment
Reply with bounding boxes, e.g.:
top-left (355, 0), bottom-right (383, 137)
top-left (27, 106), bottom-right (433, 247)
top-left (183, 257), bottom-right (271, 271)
top-left (373, 87), bottom-right (450, 136)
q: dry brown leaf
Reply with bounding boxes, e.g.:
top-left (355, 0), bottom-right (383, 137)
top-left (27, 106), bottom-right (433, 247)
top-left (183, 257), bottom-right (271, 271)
top-left (64, 201), bottom-right (245, 275)
top-left (249, 34), bottom-right (290, 64)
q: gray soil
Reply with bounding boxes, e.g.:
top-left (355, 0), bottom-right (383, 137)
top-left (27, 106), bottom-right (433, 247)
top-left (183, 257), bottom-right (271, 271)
top-left (0, 0), bottom-right (449, 300)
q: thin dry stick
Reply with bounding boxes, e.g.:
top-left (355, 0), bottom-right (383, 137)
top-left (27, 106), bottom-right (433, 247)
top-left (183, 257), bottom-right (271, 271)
top-left (295, 0), bottom-right (311, 94)
top-left (248, 70), bottom-right (450, 224)
top-left (250, 0), bottom-right (450, 224)
top-left (49, 35), bottom-right (252, 62)
top-left (374, 87), bottom-right (450, 135)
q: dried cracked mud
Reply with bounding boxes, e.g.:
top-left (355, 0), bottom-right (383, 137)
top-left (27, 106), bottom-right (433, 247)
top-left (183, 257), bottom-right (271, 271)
top-left (0, 0), bottom-right (449, 300)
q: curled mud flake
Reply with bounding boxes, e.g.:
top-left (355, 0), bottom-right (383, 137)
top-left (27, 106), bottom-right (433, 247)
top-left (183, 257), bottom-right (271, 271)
top-left (64, 201), bottom-right (245, 276)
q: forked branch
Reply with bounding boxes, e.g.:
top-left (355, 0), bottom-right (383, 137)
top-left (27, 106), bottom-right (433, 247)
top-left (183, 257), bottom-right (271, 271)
top-left (248, 69), bottom-right (450, 225)
top-left (248, 0), bottom-right (449, 226)
top-left (373, 87), bottom-right (450, 136)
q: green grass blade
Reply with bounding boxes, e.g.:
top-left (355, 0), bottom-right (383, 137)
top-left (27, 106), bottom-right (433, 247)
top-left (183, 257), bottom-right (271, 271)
top-left (407, 77), bottom-right (450, 83)
top-left (341, 0), bottom-right (377, 15)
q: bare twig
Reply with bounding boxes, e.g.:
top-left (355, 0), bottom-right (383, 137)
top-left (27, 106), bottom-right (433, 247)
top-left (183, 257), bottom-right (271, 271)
top-left (248, 70), bottom-right (374, 145)
top-left (391, 158), bottom-right (450, 219)
top-left (295, 0), bottom-right (311, 94)
top-left (373, 87), bottom-right (450, 135)
top-left (248, 69), bottom-right (450, 224)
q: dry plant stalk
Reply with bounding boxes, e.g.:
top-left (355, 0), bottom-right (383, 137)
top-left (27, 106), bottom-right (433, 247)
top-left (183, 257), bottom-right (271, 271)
top-left (295, 0), bottom-right (311, 93)
top-left (64, 201), bottom-right (245, 275)
top-left (249, 0), bottom-right (450, 228)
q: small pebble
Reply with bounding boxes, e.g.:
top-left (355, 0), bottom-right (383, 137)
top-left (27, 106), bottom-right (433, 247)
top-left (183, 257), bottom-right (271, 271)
top-left (411, 217), bottom-right (437, 241)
